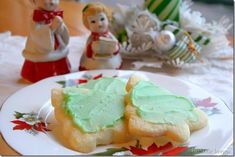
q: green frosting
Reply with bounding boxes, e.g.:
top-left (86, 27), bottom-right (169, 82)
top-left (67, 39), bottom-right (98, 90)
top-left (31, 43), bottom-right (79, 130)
top-left (79, 77), bottom-right (126, 94)
top-left (62, 77), bottom-right (126, 133)
top-left (130, 81), bottom-right (198, 125)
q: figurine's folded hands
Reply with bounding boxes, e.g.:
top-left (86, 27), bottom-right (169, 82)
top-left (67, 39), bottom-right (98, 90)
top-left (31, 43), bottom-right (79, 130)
top-left (92, 37), bottom-right (118, 58)
top-left (50, 16), bottom-right (63, 32)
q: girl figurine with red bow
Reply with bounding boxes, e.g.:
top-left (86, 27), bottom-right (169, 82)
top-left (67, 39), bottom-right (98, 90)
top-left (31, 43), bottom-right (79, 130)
top-left (79, 2), bottom-right (122, 70)
top-left (21, 0), bottom-right (71, 83)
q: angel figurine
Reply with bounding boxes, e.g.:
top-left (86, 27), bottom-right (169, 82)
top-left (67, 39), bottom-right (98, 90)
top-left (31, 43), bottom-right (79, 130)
top-left (79, 2), bottom-right (122, 70)
top-left (21, 0), bottom-right (71, 83)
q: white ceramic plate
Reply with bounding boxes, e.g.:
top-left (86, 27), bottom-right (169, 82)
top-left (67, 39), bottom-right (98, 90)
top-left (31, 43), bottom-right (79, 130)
top-left (0, 70), bottom-right (233, 155)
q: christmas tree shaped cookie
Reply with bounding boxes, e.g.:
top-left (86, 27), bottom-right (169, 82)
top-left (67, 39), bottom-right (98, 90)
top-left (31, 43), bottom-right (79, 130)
top-left (125, 75), bottom-right (208, 143)
top-left (51, 77), bottom-right (131, 153)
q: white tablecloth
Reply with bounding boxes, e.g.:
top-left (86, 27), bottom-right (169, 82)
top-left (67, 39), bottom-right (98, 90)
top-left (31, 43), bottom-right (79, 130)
top-left (0, 32), bottom-right (233, 155)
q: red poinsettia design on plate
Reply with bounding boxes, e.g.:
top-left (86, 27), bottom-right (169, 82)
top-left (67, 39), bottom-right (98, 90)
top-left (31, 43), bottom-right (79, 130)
top-left (92, 140), bottom-right (207, 156)
top-left (128, 140), bottom-right (198, 156)
top-left (77, 74), bottom-right (103, 84)
top-left (194, 97), bottom-right (217, 107)
top-left (192, 97), bottom-right (221, 116)
top-left (130, 142), bottom-right (173, 155)
top-left (57, 73), bottom-right (104, 87)
top-left (57, 73), bottom-right (119, 87)
top-left (11, 111), bottom-right (50, 135)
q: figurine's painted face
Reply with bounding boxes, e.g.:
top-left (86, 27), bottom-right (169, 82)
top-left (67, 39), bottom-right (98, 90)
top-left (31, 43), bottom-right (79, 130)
top-left (34, 0), bottom-right (59, 11)
top-left (87, 12), bottom-right (109, 33)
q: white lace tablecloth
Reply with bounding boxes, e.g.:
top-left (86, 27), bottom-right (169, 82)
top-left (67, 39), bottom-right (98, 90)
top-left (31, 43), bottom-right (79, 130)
top-left (0, 32), bottom-right (233, 155)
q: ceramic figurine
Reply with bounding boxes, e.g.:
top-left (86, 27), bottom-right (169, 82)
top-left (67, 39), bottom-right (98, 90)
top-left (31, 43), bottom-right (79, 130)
top-left (21, 0), bottom-right (71, 83)
top-left (79, 2), bottom-right (122, 70)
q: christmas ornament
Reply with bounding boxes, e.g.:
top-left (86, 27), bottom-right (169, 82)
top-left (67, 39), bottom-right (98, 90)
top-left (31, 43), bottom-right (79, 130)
top-left (145, 0), bottom-right (182, 22)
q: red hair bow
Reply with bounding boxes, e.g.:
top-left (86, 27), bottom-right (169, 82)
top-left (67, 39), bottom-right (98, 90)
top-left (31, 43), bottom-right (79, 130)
top-left (33, 9), bottom-right (63, 24)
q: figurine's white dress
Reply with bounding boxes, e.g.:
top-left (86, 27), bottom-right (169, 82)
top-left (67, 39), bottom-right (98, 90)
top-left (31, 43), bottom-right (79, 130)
top-left (23, 20), bottom-right (69, 62)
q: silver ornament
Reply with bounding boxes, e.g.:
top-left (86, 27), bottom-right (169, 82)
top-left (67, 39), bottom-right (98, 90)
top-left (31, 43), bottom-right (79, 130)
top-left (154, 30), bottom-right (176, 52)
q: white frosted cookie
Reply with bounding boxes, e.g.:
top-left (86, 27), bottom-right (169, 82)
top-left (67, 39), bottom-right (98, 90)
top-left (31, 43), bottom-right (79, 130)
top-left (125, 75), bottom-right (208, 143)
top-left (51, 77), bottom-right (131, 153)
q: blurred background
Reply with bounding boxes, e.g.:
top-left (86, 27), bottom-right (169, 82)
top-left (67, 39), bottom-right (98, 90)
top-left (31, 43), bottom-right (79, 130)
top-left (191, 0), bottom-right (233, 35)
top-left (192, 0), bottom-right (233, 5)
top-left (0, 0), bottom-right (233, 36)
top-left (80, 0), bottom-right (233, 35)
